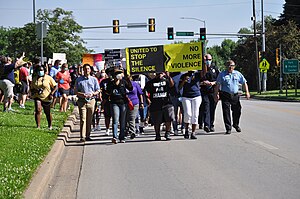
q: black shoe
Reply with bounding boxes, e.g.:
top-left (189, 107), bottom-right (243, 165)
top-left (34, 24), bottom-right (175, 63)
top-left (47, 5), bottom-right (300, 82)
top-left (85, 137), bottom-right (93, 141)
top-left (199, 125), bottom-right (203, 129)
top-left (164, 132), bottom-right (172, 141)
top-left (210, 127), bottom-right (215, 132)
top-left (204, 126), bottom-right (210, 133)
top-left (80, 138), bottom-right (86, 142)
top-left (190, 133), bottom-right (197, 139)
top-left (184, 131), bottom-right (189, 139)
top-left (130, 133), bottom-right (136, 139)
top-left (155, 136), bottom-right (161, 141)
top-left (233, 125), bottom-right (241, 132)
top-left (225, 130), bottom-right (231, 135)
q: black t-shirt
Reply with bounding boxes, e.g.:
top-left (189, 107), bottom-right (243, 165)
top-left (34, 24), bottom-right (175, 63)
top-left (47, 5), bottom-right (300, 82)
top-left (100, 78), bottom-right (110, 101)
top-left (144, 77), bottom-right (172, 112)
top-left (201, 65), bottom-right (219, 94)
top-left (106, 79), bottom-right (132, 104)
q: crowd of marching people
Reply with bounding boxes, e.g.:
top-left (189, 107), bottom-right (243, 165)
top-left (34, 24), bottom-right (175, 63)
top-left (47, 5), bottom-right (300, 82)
top-left (0, 53), bottom-right (250, 143)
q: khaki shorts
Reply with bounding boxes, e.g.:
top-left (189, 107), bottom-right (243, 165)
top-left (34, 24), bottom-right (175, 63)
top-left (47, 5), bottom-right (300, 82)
top-left (0, 79), bottom-right (14, 98)
top-left (150, 104), bottom-right (175, 125)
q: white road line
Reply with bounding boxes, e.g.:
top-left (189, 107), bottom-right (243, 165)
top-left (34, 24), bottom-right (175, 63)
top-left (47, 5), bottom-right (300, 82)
top-left (253, 140), bottom-right (279, 150)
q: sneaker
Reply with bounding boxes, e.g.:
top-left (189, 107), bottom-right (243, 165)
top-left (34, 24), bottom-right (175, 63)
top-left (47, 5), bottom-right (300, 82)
top-left (80, 138), bottom-right (86, 142)
top-left (19, 105), bottom-right (25, 109)
top-left (190, 132), bottom-right (197, 139)
top-left (96, 125), bottom-right (101, 131)
top-left (86, 137), bottom-right (93, 141)
top-left (105, 129), bottom-right (110, 136)
top-left (199, 125), bottom-right (203, 129)
top-left (233, 125), bottom-right (241, 132)
top-left (210, 127), bottom-right (215, 132)
top-left (130, 133), bottom-right (136, 139)
top-left (225, 130), bottom-right (231, 135)
top-left (164, 132), bottom-right (172, 141)
top-left (155, 136), bottom-right (161, 141)
top-left (7, 108), bottom-right (15, 112)
top-left (184, 131), bottom-right (189, 139)
top-left (174, 129), bottom-right (179, 136)
top-left (204, 126), bottom-right (210, 133)
top-left (120, 140), bottom-right (126, 143)
top-left (111, 138), bottom-right (117, 144)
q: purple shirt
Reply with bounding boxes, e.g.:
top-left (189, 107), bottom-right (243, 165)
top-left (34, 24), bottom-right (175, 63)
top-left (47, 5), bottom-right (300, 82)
top-left (127, 81), bottom-right (143, 105)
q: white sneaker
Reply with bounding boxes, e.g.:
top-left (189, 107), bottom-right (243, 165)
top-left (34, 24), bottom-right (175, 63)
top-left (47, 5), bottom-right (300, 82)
top-left (96, 125), bottom-right (101, 131)
top-left (105, 129), bottom-right (110, 136)
top-left (19, 105), bottom-right (25, 109)
top-left (174, 130), bottom-right (179, 136)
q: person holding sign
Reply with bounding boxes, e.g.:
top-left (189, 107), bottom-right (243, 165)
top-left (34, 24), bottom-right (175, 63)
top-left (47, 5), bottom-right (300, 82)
top-left (144, 72), bottom-right (175, 141)
top-left (178, 70), bottom-right (202, 139)
top-left (106, 68), bottom-right (133, 144)
top-left (214, 60), bottom-right (250, 134)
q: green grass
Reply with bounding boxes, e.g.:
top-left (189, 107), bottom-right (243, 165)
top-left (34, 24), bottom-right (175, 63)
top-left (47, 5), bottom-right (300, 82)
top-left (0, 101), bottom-right (72, 198)
top-left (250, 89), bottom-right (300, 101)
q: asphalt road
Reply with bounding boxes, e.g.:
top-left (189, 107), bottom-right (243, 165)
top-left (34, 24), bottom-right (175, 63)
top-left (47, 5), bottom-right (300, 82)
top-left (47, 98), bottom-right (300, 199)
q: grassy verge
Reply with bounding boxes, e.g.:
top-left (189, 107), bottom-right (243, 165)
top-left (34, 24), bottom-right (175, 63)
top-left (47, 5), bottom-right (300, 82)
top-left (0, 100), bottom-right (72, 198)
top-left (250, 89), bottom-right (300, 101)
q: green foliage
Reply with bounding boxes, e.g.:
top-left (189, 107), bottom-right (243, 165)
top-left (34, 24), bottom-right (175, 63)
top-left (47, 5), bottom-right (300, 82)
top-left (0, 8), bottom-right (90, 65)
top-left (0, 101), bottom-right (71, 198)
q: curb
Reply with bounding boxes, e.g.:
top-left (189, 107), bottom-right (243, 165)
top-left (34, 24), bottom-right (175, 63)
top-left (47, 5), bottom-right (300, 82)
top-left (23, 107), bottom-right (79, 199)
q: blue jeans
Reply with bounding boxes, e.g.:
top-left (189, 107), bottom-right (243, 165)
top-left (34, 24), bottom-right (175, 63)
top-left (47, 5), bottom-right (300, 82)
top-left (111, 103), bottom-right (127, 140)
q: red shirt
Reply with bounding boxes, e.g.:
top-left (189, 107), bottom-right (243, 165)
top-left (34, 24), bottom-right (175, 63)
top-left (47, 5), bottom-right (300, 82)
top-left (56, 71), bottom-right (71, 90)
top-left (19, 67), bottom-right (29, 81)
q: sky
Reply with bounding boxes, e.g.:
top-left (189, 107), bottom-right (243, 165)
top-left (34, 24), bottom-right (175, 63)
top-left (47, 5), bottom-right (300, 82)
top-left (0, 0), bottom-right (285, 53)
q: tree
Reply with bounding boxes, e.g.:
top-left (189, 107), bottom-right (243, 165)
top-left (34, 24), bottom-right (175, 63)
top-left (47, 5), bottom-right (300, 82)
top-left (277, 0), bottom-right (300, 27)
top-left (36, 8), bottom-right (90, 64)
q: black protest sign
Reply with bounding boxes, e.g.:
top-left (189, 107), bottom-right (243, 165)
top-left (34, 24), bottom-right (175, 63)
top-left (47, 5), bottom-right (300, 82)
top-left (126, 45), bottom-right (164, 74)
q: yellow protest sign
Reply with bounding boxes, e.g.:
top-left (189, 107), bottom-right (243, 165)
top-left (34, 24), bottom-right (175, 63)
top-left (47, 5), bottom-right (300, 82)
top-left (164, 42), bottom-right (203, 72)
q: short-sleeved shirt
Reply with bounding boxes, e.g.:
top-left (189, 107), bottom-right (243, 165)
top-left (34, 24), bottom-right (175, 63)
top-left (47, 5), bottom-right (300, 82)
top-left (19, 66), bottom-right (29, 81)
top-left (144, 77), bottom-right (172, 112)
top-left (106, 79), bottom-right (132, 105)
top-left (31, 74), bottom-right (57, 102)
top-left (75, 75), bottom-right (100, 101)
top-left (56, 71), bottom-right (70, 90)
top-left (49, 66), bottom-right (60, 80)
top-left (127, 81), bottom-right (143, 106)
top-left (1, 64), bottom-right (15, 84)
top-left (201, 65), bottom-right (219, 94)
top-left (179, 72), bottom-right (201, 98)
top-left (100, 78), bottom-right (110, 101)
top-left (216, 70), bottom-right (247, 94)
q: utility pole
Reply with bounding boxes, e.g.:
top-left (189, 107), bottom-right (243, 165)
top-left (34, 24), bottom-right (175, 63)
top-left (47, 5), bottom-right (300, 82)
top-left (252, 0), bottom-right (261, 93)
top-left (261, 0), bottom-right (267, 92)
top-left (33, 0), bottom-right (36, 23)
top-left (279, 44), bottom-right (283, 93)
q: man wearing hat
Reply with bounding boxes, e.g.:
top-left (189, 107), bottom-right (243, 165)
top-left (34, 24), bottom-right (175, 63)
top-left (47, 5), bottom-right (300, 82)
top-left (0, 53), bottom-right (26, 112)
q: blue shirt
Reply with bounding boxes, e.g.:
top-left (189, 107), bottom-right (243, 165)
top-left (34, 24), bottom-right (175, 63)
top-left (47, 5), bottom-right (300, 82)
top-left (127, 81), bottom-right (143, 106)
top-left (216, 70), bottom-right (246, 94)
top-left (75, 75), bottom-right (100, 100)
top-left (49, 65), bottom-right (60, 80)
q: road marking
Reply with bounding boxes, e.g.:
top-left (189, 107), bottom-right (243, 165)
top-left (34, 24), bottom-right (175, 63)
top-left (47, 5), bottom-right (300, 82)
top-left (253, 140), bottom-right (279, 150)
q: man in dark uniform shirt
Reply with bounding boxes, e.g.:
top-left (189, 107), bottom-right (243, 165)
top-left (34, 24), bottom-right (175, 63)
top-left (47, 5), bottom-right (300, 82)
top-left (200, 54), bottom-right (219, 132)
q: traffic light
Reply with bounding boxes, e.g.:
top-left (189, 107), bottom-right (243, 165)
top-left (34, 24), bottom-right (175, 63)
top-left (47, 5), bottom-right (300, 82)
top-left (276, 48), bottom-right (280, 66)
top-left (167, 27), bottom-right (174, 40)
top-left (148, 18), bottom-right (155, 32)
top-left (200, 28), bottom-right (206, 41)
top-left (113, 19), bottom-right (119, 34)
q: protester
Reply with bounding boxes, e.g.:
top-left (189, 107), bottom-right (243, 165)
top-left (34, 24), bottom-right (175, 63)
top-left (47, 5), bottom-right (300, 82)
top-left (30, 65), bottom-right (57, 129)
top-left (56, 63), bottom-right (71, 112)
top-left (19, 62), bottom-right (30, 108)
top-left (215, 60), bottom-right (250, 134)
top-left (125, 75), bottom-right (144, 139)
top-left (100, 68), bottom-right (113, 135)
top-left (0, 53), bottom-right (25, 112)
top-left (49, 59), bottom-right (61, 108)
top-left (178, 70), bottom-right (202, 139)
top-left (75, 64), bottom-right (100, 142)
top-left (106, 68), bottom-right (133, 143)
top-left (144, 72), bottom-right (175, 141)
top-left (200, 54), bottom-right (220, 132)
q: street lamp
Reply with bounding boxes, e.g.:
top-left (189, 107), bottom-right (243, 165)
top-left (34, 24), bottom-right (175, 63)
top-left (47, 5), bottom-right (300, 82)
top-left (180, 17), bottom-right (206, 28)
